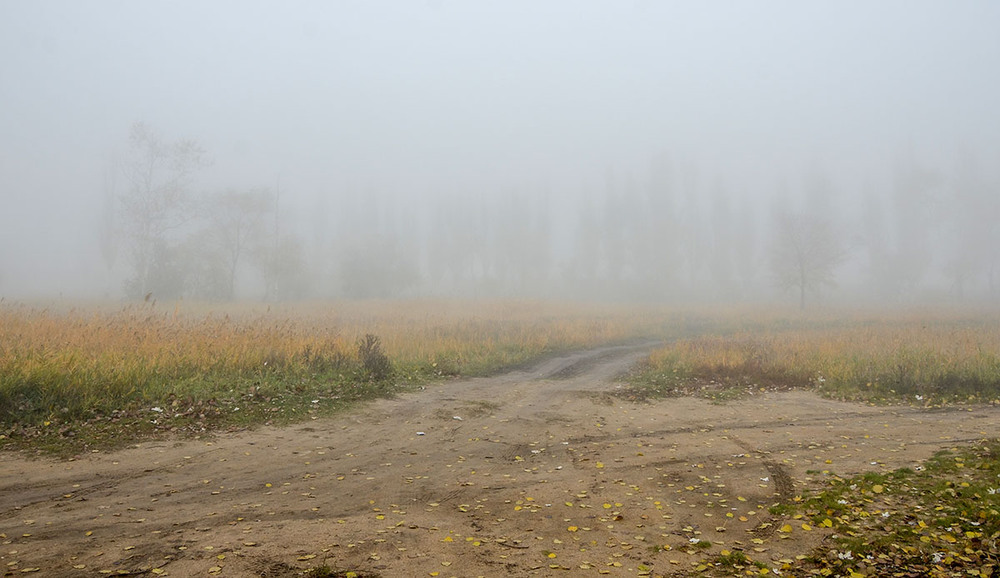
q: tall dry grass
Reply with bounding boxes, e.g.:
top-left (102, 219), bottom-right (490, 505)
top-left (637, 310), bottom-right (1000, 404)
top-left (0, 299), bottom-right (678, 430)
top-left (9, 300), bottom-right (996, 451)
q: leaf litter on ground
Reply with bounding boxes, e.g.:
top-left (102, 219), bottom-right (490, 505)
top-left (697, 439), bottom-right (1000, 576)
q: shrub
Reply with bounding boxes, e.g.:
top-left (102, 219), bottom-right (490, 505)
top-left (358, 334), bottom-right (392, 382)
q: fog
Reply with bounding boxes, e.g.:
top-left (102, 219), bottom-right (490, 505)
top-left (2, 1), bottom-right (999, 306)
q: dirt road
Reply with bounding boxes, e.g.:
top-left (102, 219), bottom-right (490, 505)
top-left (3, 343), bottom-right (1000, 577)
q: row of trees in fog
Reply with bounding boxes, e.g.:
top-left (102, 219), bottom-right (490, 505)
top-left (101, 122), bottom-right (1000, 307)
top-left (101, 123), bottom-right (302, 301)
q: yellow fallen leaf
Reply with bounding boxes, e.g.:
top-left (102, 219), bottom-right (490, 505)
top-left (567, 526), bottom-right (578, 532)
top-left (779, 524), bottom-right (793, 533)
top-left (872, 484), bottom-right (884, 494)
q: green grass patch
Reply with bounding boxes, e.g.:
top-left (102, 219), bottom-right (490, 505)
top-left (773, 439), bottom-right (1000, 575)
top-left (692, 441), bottom-right (1000, 576)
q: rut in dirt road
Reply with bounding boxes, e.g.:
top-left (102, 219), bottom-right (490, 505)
top-left (3, 342), bottom-right (1000, 577)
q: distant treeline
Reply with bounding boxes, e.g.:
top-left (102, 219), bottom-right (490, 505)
top-left (104, 123), bottom-right (999, 306)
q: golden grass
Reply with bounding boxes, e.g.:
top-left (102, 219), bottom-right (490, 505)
top-left (638, 310), bottom-right (1000, 404)
top-left (0, 299), bottom-right (676, 431)
top-left (6, 301), bottom-right (1000, 454)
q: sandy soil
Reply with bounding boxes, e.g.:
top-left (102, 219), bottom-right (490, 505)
top-left (3, 343), bottom-right (1000, 577)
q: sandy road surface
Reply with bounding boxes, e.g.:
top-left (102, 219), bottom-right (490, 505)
top-left (3, 342), bottom-right (1000, 577)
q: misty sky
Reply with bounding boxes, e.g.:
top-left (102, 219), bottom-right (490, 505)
top-left (2, 1), bottom-right (999, 298)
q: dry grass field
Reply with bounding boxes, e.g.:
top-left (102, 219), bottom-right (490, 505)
top-left (629, 310), bottom-right (1000, 406)
top-left (4, 302), bottom-right (1000, 454)
top-left (0, 300), bottom-right (679, 454)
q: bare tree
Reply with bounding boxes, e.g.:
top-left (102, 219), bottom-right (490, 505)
top-left (206, 188), bottom-right (271, 300)
top-left (946, 151), bottom-right (1000, 301)
top-left (770, 210), bottom-right (846, 309)
top-left (118, 121), bottom-right (208, 299)
top-left (884, 154), bottom-right (941, 299)
top-left (98, 160), bottom-right (118, 278)
top-left (256, 233), bottom-right (308, 301)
